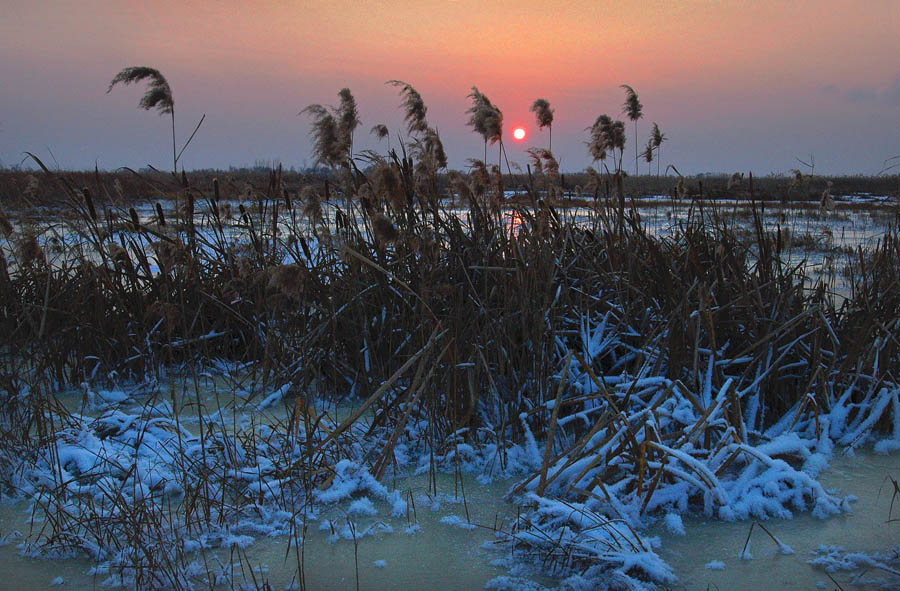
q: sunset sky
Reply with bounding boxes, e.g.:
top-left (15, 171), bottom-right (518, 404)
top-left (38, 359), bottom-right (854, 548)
top-left (2, 0), bottom-right (898, 174)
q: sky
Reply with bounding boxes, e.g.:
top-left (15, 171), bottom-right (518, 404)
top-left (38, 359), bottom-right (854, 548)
top-left (1, 0), bottom-right (899, 175)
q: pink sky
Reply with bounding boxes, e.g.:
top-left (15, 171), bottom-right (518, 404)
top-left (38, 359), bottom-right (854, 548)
top-left (2, 0), bottom-right (899, 174)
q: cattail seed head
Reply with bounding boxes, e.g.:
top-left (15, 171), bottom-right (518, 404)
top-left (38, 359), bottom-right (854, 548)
top-left (83, 187), bottom-right (98, 221)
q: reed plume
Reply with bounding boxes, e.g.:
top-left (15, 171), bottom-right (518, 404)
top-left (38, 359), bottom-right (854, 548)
top-left (588, 115), bottom-right (625, 173)
top-left (108, 66), bottom-right (177, 173)
top-left (526, 148), bottom-right (544, 175)
top-left (541, 150), bottom-right (559, 181)
top-left (373, 163), bottom-right (406, 210)
top-left (337, 88), bottom-right (361, 158)
top-left (651, 122), bottom-right (667, 177)
top-left (386, 80), bottom-right (429, 135)
top-left (18, 233), bottom-right (44, 267)
top-left (267, 264), bottom-right (306, 301)
top-left (466, 87), bottom-right (503, 164)
top-left (447, 170), bottom-right (475, 205)
top-left (370, 124), bottom-right (389, 140)
top-left (620, 84), bottom-right (643, 175)
top-left (299, 104), bottom-right (347, 169)
top-left (372, 213), bottom-right (399, 245)
top-left (588, 115), bottom-right (612, 170)
top-left (467, 159), bottom-right (491, 198)
top-left (611, 119), bottom-right (626, 172)
top-left (643, 140), bottom-right (654, 175)
top-left (411, 127), bottom-right (447, 175)
top-left (530, 98), bottom-right (554, 150)
top-left (300, 186), bottom-right (323, 225)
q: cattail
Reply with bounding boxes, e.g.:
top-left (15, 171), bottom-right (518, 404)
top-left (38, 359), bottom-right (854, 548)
top-left (129, 207), bottom-right (141, 231)
top-left (83, 187), bottom-right (98, 221)
top-left (267, 264), bottom-right (306, 301)
top-left (0, 208), bottom-right (13, 238)
top-left (156, 202), bottom-right (166, 226)
top-left (372, 213), bottom-right (399, 244)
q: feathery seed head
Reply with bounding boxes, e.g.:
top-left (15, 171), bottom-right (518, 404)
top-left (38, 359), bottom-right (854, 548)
top-left (108, 67), bottom-right (174, 115)
top-left (386, 80), bottom-right (429, 134)
top-left (530, 98), bottom-right (554, 129)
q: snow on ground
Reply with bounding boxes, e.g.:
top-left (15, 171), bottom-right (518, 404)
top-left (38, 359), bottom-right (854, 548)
top-left (0, 350), bottom-right (897, 590)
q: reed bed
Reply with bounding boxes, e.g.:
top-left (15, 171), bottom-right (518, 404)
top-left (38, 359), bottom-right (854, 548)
top-left (0, 145), bottom-right (898, 589)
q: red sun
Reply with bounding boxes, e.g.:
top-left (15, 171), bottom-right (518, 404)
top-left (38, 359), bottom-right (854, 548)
top-left (513, 127), bottom-right (526, 141)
